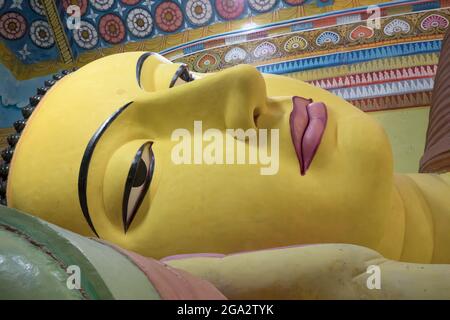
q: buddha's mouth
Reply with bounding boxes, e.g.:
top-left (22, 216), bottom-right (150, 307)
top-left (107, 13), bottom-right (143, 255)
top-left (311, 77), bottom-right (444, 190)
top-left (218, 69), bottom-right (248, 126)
top-left (289, 96), bottom-right (328, 175)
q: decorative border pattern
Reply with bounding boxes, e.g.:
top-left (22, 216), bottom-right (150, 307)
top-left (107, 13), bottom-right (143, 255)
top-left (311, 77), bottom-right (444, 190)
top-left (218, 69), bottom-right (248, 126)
top-left (352, 91), bottom-right (433, 111)
top-left (0, 0), bottom-right (430, 79)
top-left (309, 65), bottom-right (437, 90)
top-left (285, 54), bottom-right (439, 111)
top-left (256, 41), bottom-right (442, 74)
top-left (174, 9), bottom-right (449, 72)
top-left (167, 6), bottom-right (448, 112)
top-left (164, 0), bottom-right (447, 58)
top-left (42, 0), bottom-right (73, 64)
top-left (330, 78), bottom-right (434, 100)
top-left (285, 53), bottom-right (440, 81)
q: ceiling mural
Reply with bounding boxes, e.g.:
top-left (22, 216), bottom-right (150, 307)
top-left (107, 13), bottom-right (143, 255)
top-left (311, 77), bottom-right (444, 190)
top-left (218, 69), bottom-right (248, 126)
top-left (0, 0), bottom-right (60, 63)
top-left (172, 2), bottom-right (449, 112)
top-left (175, 8), bottom-right (449, 73)
top-left (0, 0), bottom-right (334, 69)
top-left (0, 0), bottom-right (447, 82)
top-left (0, 62), bottom-right (50, 128)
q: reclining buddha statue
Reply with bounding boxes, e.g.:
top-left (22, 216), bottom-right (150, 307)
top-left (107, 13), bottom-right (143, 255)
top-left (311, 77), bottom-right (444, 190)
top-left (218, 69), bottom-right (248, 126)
top-left (0, 38), bottom-right (449, 299)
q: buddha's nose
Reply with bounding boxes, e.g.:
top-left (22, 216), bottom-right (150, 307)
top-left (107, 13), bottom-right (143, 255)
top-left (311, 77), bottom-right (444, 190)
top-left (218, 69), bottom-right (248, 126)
top-left (219, 64), bottom-right (268, 130)
top-left (132, 64), bottom-right (268, 137)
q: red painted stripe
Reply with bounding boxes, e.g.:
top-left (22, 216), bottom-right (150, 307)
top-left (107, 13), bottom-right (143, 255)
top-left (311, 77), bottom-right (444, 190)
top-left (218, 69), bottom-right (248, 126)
top-left (351, 91), bottom-right (433, 112)
top-left (309, 65), bottom-right (437, 90)
top-left (313, 16), bottom-right (337, 28)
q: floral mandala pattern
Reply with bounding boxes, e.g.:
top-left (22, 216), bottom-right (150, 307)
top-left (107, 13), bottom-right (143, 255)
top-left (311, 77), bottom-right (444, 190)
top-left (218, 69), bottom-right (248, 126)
top-left (73, 20), bottom-right (99, 49)
top-left (248, 0), bottom-right (277, 13)
top-left (0, 0), bottom-right (446, 73)
top-left (30, 20), bottom-right (55, 48)
top-left (224, 47), bottom-right (247, 63)
top-left (215, 0), bottom-right (245, 20)
top-left (155, 1), bottom-right (184, 32)
top-left (253, 41), bottom-right (277, 58)
top-left (420, 14), bottom-right (449, 31)
top-left (89, 0), bottom-right (115, 11)
top-left (62, 0), bottom-right (89, 16)
top-left (384, 19), bottom-right (411, 36)
top-left (283, 35), bottom-right (308, 52)
top-left (99, 13), bottom-right (126, 44)
top-left (349, 25), bottom-right (375, 41)
top-left (127, 8), bottom-right (153, 38)
top-left (0, 12), bottom-right (27, 40)
top-left (30, 0), bottom-right (45, 16)
top-left (185, 0), bottom-right (214, 26)
top-left (316, 31), bottom-right (340, 46)
top-left (195, 53), bottom-right (220, 72)
top-left (170, 9), bottom-right (448, 78)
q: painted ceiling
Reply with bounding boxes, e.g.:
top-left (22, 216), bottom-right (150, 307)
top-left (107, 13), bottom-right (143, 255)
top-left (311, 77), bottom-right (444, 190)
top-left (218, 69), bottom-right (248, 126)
top-left (0, 0), bottom-right (448, 82)
top-left (0, 0), bottom-right (344, 79)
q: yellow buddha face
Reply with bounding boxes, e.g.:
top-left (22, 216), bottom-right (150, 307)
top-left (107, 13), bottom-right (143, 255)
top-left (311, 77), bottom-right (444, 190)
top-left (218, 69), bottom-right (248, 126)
top-left (7, 52), bottom-right (394, 259)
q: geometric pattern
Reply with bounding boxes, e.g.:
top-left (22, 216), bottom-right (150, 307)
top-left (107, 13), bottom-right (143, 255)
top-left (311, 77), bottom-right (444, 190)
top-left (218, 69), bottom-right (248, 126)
top-left (1, 0), bottom-right (437, 80)
top-left (174, 9), bottom-right (449, 73)
top-left (165, 2), bottom-right (449, 59)
top-left (309, 66), bottom-right (438, 91)
top-left (286, 53), bottom-right (440, 82)
top-left (0, 1), bottom-right (60, 64)
top-left (351, 92), bottom-right (434, 112)
top-left (170, 5), bottom-right (450, 112)
top-left (330, 78), bottom-right (434, 101)
top-left (302, 61), bottom-right (438, 112)
top-left (0, 0), bottom-right (334, 65)
top-left (256, 41), bottom-right (442, 74)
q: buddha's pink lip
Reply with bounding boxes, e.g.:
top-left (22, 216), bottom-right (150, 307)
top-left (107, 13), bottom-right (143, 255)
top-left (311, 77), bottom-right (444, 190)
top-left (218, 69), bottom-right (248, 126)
top-left (289, 97), bottom-right (328, 175)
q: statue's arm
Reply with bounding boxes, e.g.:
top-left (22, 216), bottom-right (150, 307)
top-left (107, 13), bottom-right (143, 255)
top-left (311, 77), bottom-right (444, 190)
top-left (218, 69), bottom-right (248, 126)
top-left (166, 243), bottom-right (450, 300)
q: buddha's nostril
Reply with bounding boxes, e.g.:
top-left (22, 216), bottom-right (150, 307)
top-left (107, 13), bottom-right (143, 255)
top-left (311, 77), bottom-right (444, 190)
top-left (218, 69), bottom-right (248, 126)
top-left (253, 107), bottom-right (261, 127)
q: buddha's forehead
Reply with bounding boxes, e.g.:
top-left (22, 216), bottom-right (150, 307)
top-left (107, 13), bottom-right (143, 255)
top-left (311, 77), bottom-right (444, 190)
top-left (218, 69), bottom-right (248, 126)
top-left (68, 52), bottom-right (144, 95)
top-left (38, 52), bottom-right (150, 127)
top-left (57, 52), bottom-right (189, 105)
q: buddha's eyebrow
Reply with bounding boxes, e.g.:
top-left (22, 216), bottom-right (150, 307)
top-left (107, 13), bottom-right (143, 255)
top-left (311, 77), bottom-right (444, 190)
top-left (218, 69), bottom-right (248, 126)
top-left (169, 64), bottom-right (194, 88)
top-left (78, 101), bottom-right (133, 237)
top-left (136, 52), bottom-right (155, 88)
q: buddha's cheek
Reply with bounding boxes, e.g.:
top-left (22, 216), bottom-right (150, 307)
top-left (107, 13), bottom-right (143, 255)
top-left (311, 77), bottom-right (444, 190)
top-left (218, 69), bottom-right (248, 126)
top-left (116, 115), bottom-right (394, 258)
top-left (121, 172), bottom-right (393, 259)
top-left (334, 115), bottom-right (394, 244)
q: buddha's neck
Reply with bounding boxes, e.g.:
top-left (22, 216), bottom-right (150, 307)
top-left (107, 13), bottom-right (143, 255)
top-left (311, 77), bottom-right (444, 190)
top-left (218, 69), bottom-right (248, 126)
top-left (378, 173), bottom-right (450, 264)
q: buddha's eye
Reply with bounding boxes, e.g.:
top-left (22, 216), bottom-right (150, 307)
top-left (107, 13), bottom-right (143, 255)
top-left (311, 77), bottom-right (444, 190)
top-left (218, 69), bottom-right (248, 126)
top-left (169, 64), bottom-right (194, 88)
top-left (123, 142), bottom-right (155, 232)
